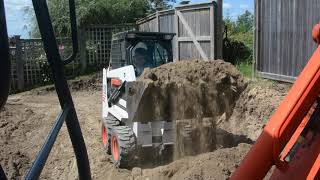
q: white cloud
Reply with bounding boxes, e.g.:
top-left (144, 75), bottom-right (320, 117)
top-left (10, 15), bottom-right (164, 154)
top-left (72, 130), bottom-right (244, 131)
top-left (223, 2), bottom-right (232, 9)
top-left (240, 4), bottom-right (249, 9)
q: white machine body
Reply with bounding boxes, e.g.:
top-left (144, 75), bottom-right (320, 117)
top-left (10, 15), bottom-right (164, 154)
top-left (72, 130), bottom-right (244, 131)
top-left (102, 65), bottom-right (174, 147)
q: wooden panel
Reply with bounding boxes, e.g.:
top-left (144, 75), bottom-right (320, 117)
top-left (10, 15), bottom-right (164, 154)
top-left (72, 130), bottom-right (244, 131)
top-left (138, 17), bottom-right (158, 32)
top-left (257, 0), bottom-right (320, 82)
top-left (176, 10), bottom-right (209, 61)
top-left (159, 13), bottom-right (174, 33)
top-left (85, 25), bottom-right (134, 66)
top-left (178, 36), bottom-right (211, 42)
top-left (178, 8), bottom-right (211, 37)
top-left (179, 41), bottom-right (210, 60)
top-left (137, 2), bottom-right (223, 61)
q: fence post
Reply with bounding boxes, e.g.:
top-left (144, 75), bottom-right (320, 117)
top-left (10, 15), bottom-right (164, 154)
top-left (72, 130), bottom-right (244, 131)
top-left (173, 9), bottom-right (179, 62)
top-left (15, 36), bottom-right (24, 90)
top-left (210, 4), bottom-right (215, 60)
top-left (79, 28), bottom-right (87, 74)
top-left (215, 0), bottom-right (223, 59)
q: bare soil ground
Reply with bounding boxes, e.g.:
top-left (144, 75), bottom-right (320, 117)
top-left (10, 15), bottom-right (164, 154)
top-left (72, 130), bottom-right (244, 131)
top-left (0, 64), bottom-right (289, 179)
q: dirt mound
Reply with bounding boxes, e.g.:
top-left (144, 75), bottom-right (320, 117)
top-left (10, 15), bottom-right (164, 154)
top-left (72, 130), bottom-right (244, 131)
top-left (134, 60), bottom-right (247, 121)
top-left (0, 80), bottom-right (288, 180)
top-left (131, 60), bottom-right (248, 158)
top-left (135, 143), bottom-right (251, 180)
top-left (0, 64), bottom-right (290, 179)
top-left (218, 81), bottom-right (289, 140)
top-left (130, 81), bottom-right (288, 180)
top-left (30, 73), bottom-right (102, 95)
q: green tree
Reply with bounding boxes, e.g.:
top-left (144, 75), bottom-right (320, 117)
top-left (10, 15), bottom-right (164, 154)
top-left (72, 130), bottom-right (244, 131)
top-left (149, 0), bottom-right (175, 10)
top-left (30, 0), bottom-right (174, 37)
top-left (223, 11), bottom-right (254, 65)
top-left (234, 10), bottom-right (254, 33)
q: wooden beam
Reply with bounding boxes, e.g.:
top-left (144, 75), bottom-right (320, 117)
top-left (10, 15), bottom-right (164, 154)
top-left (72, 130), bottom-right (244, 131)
top-left (174, 10), bottom-right (179, 62)
top-left (175, 2), bottom-right (213, 10)
top-left (253, 0), bottom-right (259, 80)
top-left (156, 12), bottom-right (160, 32)
top-left (258, 71), bottom-right (296, 83)
top-left (15, 36), bottom-right (24, 90)
top-left (217, 0), bottom-right (223, 59)
top-left (176, 10), bottom-right (209, 61)
top-left (178, 36), bottom-right (211, 42)
top-left (210, 5), bottom-right (215, 59)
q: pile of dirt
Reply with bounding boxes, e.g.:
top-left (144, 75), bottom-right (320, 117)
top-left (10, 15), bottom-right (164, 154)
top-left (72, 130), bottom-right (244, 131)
top-left (130, 60), bottom-right (247, 158)
top-left (134, 143), bottom-right (251, 180)
top-left (217, 81), bottom-right (289, 141)
top-left (130, 81), bottom-right (288, 180)
top-left (133, 60), bottom-right (247, 121)
top-left (31, 73), bottom-right (102, 95)
top-left (0, 62), bottom-right (289, 179)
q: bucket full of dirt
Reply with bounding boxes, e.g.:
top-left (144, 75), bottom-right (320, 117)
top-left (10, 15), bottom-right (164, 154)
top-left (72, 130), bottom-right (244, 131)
top-left (126, 60), bottom-right (248, 158)
top-left (127, 60), bottom-right (247, 122)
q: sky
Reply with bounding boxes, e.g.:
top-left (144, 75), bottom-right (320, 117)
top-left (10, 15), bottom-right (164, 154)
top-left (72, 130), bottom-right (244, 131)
top-left (4, 0), bottom-right (253, 38)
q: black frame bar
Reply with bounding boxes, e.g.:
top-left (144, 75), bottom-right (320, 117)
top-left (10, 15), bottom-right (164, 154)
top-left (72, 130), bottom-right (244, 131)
top-left (0, 0), bottom-right (10, 179)
top-left (0, 0), bottom-right (10, 109)
top-left (26, 106), bottom-right (70, 179)
top-left (0, 0), bottom-right (92, 178)
top-left (29, 0), bottom-right (91, 179)
top-left (62, 0), bottom-right (78, 65)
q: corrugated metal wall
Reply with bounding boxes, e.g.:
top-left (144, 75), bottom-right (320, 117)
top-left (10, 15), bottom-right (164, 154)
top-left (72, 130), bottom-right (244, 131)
top-left (137, 1), bottom-right (223, 61)
top-left (256, 0), bottom-right (320, 82)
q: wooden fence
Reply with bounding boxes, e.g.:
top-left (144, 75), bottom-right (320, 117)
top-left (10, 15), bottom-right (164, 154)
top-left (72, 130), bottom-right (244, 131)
top-left (9, 1), bottom-right (224, 91)
top-left (9, 36), bottom-right (80, 91)
top-left (255, 0), bottom-right (320, 82)
top-left (9, 24), bottom-right (135, 91)
top-left (83, 24), bottom-right (135, 68)
top-left (136, 1), bottom-right (223, 61)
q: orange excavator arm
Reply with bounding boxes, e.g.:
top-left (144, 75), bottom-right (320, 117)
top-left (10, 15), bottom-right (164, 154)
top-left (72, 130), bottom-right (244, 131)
top-left (232, 24), bottom-right (320, 179)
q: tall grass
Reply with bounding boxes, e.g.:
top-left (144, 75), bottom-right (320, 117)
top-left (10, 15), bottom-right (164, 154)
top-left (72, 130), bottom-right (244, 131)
top-left (236, 61), bottom-right (252, 78)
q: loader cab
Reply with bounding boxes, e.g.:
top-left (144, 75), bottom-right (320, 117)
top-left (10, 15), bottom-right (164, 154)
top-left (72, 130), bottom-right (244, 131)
top-left (109, 31), bottom-right (175, 76)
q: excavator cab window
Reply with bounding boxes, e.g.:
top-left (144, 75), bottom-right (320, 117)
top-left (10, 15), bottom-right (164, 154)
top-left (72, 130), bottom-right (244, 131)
top-left (131, 40), bottom-right (170, 76)
top-left (109, 31), bottom-right (174, 75)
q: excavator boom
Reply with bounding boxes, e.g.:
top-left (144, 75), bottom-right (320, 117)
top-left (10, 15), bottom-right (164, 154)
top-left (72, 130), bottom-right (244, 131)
top-left (232, 24), bottom-right (320, 179)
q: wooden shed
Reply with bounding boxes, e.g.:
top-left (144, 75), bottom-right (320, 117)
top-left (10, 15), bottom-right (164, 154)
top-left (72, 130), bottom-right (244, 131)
top-left (255, 0), bottom-right (320, 82)
top-left (136, 1), bottom-right (223, 61)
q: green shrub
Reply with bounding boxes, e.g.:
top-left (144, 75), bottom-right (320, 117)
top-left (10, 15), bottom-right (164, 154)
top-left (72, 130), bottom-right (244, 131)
top-left (223, 37), bottom-right (251, 65)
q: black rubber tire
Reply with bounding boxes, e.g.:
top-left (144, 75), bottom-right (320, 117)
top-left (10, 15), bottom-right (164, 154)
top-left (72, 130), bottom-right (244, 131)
top-left (110, 126), bottom-right (136, 168)
top-left (101, 114), bottom-right (120, 154)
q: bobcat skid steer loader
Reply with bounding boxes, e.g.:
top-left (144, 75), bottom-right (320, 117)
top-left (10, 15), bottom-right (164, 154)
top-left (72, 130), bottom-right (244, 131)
top-left (101, 31), bottom-right (175, 167)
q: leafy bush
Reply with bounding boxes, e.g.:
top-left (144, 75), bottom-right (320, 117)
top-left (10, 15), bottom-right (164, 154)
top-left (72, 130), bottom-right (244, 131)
top-left (36, 55), bottom-right (53, 84)
top-left (223, 38), bottom-right (251, 65)
top-left (223, 10), bottom-right (253, 65)
top-left (30, 0), bottom-right (175, 37)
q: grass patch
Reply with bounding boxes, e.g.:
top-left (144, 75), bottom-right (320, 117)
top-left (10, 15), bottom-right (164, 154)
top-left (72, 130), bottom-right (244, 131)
top-left (236, 61), bottom-right (252, 78)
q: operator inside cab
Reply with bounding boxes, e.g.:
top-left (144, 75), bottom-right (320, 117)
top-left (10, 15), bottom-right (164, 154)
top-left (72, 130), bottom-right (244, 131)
top-left (133, 48), bottom-right (153, 76)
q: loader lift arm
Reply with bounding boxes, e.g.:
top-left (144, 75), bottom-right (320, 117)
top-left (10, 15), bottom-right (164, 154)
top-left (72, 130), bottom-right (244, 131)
top-left (0, 0), bottom-right (91, 179)
top-left (232, 24), bottom-right (320, 179)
